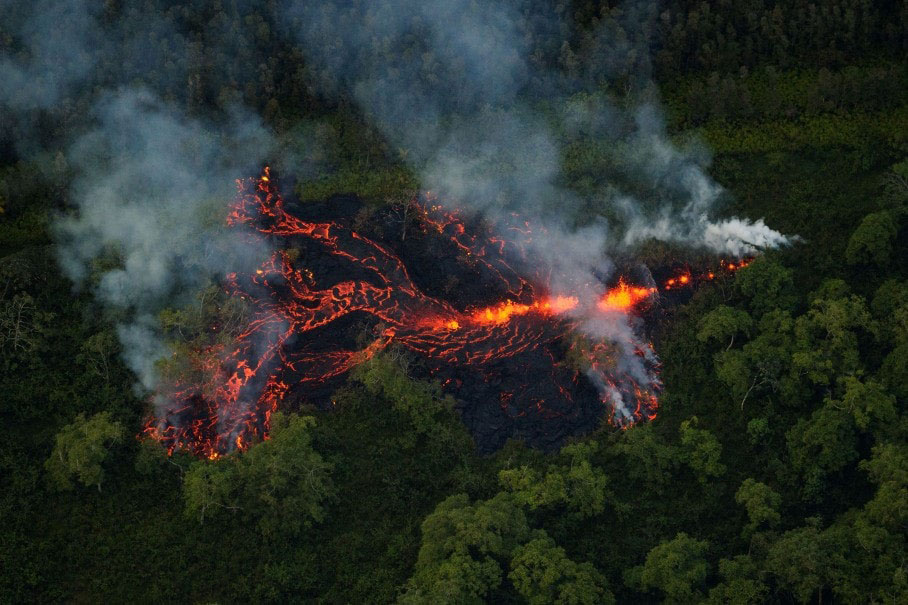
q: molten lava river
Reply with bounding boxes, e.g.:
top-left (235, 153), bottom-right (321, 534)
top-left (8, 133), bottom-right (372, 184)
top-left (145, 169), bottom-right (747, 457)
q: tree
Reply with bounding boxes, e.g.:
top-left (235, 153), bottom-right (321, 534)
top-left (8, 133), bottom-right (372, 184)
top-left (240, 412), bottom-right (334, 538)
top-left (77, 330), bottom-right (118, 384)
top-left (625, 532), bottom-right (710, 604)
top-left (791, 293), bottom-right (876, 387)
top-left (765, 521), bottom-right (842, 603)
top-left (679, 417), bottom-right (726, 483)
top-left (0, 294), bottom-right (48, 354)
top-left (713, 309), bottom-right (800, 408)
top-left (697, 305), bottom-right (752, 350)
top-left (400, 493), bottom-right (530, 604)
top-left (734, 256), bottom-right (796, 314)
top-left (45, 412), bottom-right (124, 491)
top-left (182, 413), bottom-right (333, 538)
top-left (509, 534), bottom-right (613, 605)
top-left (182, 453), bottom-right (241, 523)
top-left (498, 441), bottom-right (608, 518)
top-left (706, 555), bottom-right (768, 605)
top-left (845, 211), bottom-right (898, 266)
top-left (859, 443), bottom-right (907, 532)
top-left (612, 423), bottom-right (680, 490)
top-left (838, 376), bottom-right (896, 433)
top-left (735, 479), bottom-right (781, 535)
top-left (787, 403), bottom-right (858, 499)
top-left (352, 352), bottom-right (468, 451)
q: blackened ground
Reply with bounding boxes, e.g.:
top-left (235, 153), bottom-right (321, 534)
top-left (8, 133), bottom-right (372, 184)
top-left (278, 192), bottom-right (608, 453)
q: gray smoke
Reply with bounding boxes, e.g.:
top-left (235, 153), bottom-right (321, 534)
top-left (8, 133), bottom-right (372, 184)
top-left (286, 0), bottom-right (789, 256)
top-left (0, 0), bottom-right (99, 111)
top-left (55, 89), bottom-right (275, 394)
top-left (284, 0), bottom-right (790, 418)
top-left (1, 2), bottom-right (280, 415)
top-left (4, 0), bottom-right (792, 426)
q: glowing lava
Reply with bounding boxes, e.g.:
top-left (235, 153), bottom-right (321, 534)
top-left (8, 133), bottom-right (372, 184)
top-left (143, 168), bottom-right (743, 458)
top-left (598, 280), bottom-right (656, 312)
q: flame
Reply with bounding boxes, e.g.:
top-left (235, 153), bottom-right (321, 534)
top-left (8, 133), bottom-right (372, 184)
top-left (599, 280), bottom-right (656, 311)
top-left (467, 295), bottom-right (579, 325)
top-left (662, 259), bottom-right (751, 290)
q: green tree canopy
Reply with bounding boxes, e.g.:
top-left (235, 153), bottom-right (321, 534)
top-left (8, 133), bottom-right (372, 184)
top-left (498, 441), bottom-right (608, 518)
top-left (400, 493), bottom-right (530, 604)
top-left (679, 417), bottom-right (726, 483)
top-left (44, 412), bottom-right (124, 491)
top-left (625, 532), bottom-right (710, 604)
top-left (697, 305), bottom-right (753, 350)
top-left (182, 412), bottom-right (333, 538)
top-left (706, 555), bottom-right (769, 605)
top-left (735, 256), bottom-right (796, 314)
top-left (845, 211), bottom-right (898, 266)
top-left (735, 479), bottom-right (781, 534)
top-left (509, 534), bottom-right (613, 605)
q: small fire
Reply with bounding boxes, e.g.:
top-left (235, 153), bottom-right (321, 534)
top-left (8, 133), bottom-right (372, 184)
top-left (663, 258), bottom-right (752, 290)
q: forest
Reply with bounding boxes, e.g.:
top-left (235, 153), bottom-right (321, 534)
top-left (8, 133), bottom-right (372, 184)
top-left (1, 1), bottom-right (906, 603)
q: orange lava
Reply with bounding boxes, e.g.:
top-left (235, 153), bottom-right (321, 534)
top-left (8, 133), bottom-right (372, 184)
top-left (598, 280), bottom-right (656, 311)
top-left (147, 168), bottom-right (764, 457)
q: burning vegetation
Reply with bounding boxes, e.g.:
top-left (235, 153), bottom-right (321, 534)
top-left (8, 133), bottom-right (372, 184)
top-left (145, 168), bottom-right (753, 458)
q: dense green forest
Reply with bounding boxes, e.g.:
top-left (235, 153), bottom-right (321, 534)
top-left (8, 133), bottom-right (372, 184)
top-left (1, 1), bottom-right (906, 603)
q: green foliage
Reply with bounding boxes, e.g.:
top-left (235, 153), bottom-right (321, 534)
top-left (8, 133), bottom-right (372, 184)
top-left (509, 535), bottom-right (613, 605)
top-left (182, 413), bottom-right (333, 538)
top-left (611, 423), bottom-right (682, 489)
top-left (846, 211), bottom-right (899, 266)
top-left (182, 453), bottom-right (240, 524)
top-left (239, 412), bottom-right (334, 538)
top-left (351, 352), bottom-right (470, 451)
top-left (400, 493), bottom-right (529, 604)
top-left (735, 479), bottom-right (781, 534)
top-left (791, 292), bottom-right (877, 386)
top-left (696, 305), bottom-right (752, 350)
top-left (764, 522), bottom-right (840, 603)
top-left (859, 443), bottom-right (908, 532)
top-left (839, 376), bottom-right (897, 432)
top-left (706, 556), bottom-right (768, 605)
top-left (787, 404), bottom-right (859, 497)
top-left (679, 417), bottom-right (726, 483)
top-left (44, 412), bottom-right (124, 491)
top-left (498, 441), bottom-right (608, 518)
top-left (734, 256), bottom-right (796, 314)
top-left (626, 532), bottom-right (710, 604)
top-left (693, 106), bottom-right (908, 156)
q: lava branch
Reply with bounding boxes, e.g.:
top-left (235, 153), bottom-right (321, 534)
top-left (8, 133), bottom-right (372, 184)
top-left (145, 168), bottom-right (746, 458)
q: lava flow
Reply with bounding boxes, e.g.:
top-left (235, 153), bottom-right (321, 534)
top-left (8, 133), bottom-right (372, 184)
top-left (144, 168), bottom-right (743, 457)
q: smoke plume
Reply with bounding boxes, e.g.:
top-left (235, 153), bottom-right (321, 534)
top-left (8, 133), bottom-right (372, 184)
top-left (3, 0), bottom-right (793, 433)
top-left (55, 90), bottom-right (275, 393)
top-left (284, 0), bottom-right (791, 417)
top-left (1, 3), bottom-right (278, 417)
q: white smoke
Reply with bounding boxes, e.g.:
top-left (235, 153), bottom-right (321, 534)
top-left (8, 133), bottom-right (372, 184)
top-left (283, 0), bottom-right (793, 420)
top-left (55, 89), bottom-right (275, 393)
